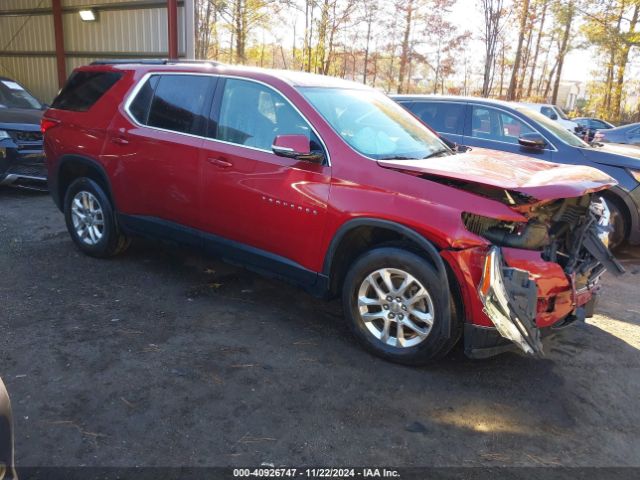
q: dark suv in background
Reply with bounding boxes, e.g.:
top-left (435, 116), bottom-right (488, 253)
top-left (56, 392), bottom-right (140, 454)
top-left (393, 95), bottom-right (640, 249)
top-left (0, 76), bottom-right (47, 190)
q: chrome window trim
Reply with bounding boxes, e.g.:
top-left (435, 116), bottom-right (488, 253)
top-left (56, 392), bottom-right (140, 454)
top-left (123, 71), bottom-right (331, 166)
top-left (468, 102), bottom-right (558, 152)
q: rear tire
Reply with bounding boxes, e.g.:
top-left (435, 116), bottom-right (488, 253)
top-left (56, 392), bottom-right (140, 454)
top-left (342, 247), bottom-right (457, 365)
top-left (63, 177), bottom-right (130, 258)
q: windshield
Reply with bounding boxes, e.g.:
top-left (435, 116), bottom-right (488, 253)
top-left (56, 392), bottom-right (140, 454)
top-left (299, 87), bottom-right (449, 160)
top-left (0, 79), bottom-right (42, 110)
top-left (517, 107), bottom-right (589, 148)
top-left (553, 106), bottom-right (569, 120)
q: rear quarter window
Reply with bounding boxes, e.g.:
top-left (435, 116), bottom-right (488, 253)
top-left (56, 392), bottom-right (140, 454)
top-left (51, 71), bottom-right (122, 111)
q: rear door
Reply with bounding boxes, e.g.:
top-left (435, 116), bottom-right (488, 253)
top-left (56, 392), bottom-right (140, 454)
top-left (401, 101), bottom-right (466, 145)
top-left (463, 104), bottom-right (554, 161)
top-left (199, 77), bottom-right (330, 273)
top-left (103, 73), bottom-right (216, 229)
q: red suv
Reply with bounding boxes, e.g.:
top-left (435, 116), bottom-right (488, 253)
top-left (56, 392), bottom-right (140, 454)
top-left (42, 61), bottom-right (624, 364)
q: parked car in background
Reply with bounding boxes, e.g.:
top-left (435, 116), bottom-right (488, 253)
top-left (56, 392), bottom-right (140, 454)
top-left (517, 102), bottom-right (581, 133)
top-left (0, 377), bottom-right (16, 480)
top-left (573, 117), bottom-right (615, 142)
top-left (42, 61), bottom-right (623, 363)
top-left (0, 76), bottom-right (47, 190)
top-left (393, 95), bottom-right (640, 249)
top-left (594, 122), bottom-right (640, 147)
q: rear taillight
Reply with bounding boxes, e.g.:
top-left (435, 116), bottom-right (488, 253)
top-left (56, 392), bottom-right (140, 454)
top-left (40, 118), bottom-right (60, 134)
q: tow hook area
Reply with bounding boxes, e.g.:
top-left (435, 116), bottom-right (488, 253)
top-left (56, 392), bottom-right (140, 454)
top-left (478, 246), bottom-right (543, 356)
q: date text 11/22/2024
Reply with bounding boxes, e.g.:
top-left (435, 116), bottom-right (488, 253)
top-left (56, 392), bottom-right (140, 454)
top-left (233, 468), bottom-right (400, 478)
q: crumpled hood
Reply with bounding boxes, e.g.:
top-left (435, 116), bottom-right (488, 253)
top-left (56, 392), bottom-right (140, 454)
top-left (378, 148), bottom-right (617, 201)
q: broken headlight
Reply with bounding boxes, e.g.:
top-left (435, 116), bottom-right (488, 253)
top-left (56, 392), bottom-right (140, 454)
top-left (462, 213), bottom-right (549, 250)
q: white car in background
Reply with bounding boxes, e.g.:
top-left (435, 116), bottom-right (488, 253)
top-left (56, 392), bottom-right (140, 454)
top-left (518, 103), bottom-right (580, 133)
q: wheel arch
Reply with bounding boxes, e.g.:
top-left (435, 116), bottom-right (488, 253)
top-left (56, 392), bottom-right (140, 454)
top-left (599, 186), bottom-right (634, 243)
top-left (322, 218), bottom-right (449, 298)
top-left (53, 155), bottom-right (114, 213)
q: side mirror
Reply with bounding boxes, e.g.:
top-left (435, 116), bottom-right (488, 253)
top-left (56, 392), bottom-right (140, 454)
top-left (272, 134), bottom-right (324, 163)
top-left (518, 133), bottom-right (547, 150)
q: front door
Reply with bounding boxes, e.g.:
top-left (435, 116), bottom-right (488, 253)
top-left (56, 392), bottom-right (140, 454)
top-left (200, 77), bottom-right (331, 274)
top-left (463, 104), bottom-right (554, 161)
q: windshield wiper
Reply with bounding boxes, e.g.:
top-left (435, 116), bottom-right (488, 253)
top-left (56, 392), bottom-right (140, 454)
top-left (377, 155), bottom-right (421, 160)
top-left (422, 148), bottom-right (451, 159)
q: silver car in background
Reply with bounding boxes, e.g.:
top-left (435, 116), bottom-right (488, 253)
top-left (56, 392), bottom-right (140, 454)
top-left (595, 122), bottom-right (640, 147)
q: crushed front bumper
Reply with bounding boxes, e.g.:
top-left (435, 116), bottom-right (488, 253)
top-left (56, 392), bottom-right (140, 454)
top-left (478, 246), bottom-right (542, 355)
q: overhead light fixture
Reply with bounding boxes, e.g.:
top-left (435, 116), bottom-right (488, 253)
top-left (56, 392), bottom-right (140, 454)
top-left (78, 9), bottom-right (97, 22)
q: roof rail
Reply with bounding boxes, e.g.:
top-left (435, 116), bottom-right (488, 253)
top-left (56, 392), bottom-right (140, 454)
top-left (90, 59), bottom-right (222, 66)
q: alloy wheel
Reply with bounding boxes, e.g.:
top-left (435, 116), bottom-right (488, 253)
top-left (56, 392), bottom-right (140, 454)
top-left (71, 191), bottom-right (105, 246)
top-left (357, 268), bottom-right (435, 348)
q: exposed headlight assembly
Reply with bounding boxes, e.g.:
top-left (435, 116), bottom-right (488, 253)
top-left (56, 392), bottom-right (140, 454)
top-left (462, 213), bottom-right (549, 250)
top-left (0, 130), bottom-right (11, 140)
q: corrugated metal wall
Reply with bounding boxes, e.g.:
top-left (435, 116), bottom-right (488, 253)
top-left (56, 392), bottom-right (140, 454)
top-left (0, 0), bottom-right (193, 102)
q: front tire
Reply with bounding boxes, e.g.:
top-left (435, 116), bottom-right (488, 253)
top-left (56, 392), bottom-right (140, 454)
top-left (342, 247), bottom-right (456, 365)
top-left (604, 197), bottom-right (628, 251)
top-left (63, 177), bottom-right (130, 258)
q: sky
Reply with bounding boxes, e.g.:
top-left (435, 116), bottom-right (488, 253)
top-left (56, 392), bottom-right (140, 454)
top-left (449, 0), bottom-right (591, 83)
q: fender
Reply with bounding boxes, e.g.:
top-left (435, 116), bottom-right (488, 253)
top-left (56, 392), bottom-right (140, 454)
top-left (322, 217), bottom-right (453, 340)
top-left (51, 154), bottom-right (114, 212)
top-left (323, 217), bottom-right (449, 280)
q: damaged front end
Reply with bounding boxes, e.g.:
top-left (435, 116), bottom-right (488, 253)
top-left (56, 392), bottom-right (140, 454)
top-left (474, 196), bottom-right (625, 356)
top-left (478, 246), bottom-right (541, 355)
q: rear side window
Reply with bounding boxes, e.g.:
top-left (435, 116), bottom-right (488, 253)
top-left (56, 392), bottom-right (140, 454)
top-left (129, 76), bottom-right (159, 124)
top-left (146, 75), bottom-right (213, 134)
top-left (406, 102), bottom-right (465, 135)
top-left (52, 71), bottom-right (122, 111)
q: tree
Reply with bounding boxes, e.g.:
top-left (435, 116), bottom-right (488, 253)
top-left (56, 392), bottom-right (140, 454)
top-left (551, 0), bottom-right (575, 104)
top-left (526, 0), bottom-right (550, 98)
top-left (397, 0), bottom-right (415, 93)
top-left (480, 0), bottom-right (508, 97)
top-left (507, 0), bottom-right (531, 100)
top-left (583, 0), bottom-right (640, 121)
top-left (360, 1), bottom-right (379, 84)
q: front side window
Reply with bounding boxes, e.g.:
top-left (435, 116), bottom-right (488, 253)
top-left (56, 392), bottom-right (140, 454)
top-left (129, 75), bottom-right (159, 125)
top-left (300, 87), bottom-right (448, 160)
top-left (52, 71), bottom-right (121, 111)
top-left (216, 78), bottom-right (321, 152)
top-left (408, 102), bottom-right (465, 135)
top-left (517, 107), bottom-right (588, 148)
top-left (146, 75), bottom-right (213, 134)
top-left (470, 106), bottom-right (535, 144)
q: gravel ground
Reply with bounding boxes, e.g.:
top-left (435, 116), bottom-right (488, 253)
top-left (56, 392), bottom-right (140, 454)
top-left (1, 187), bottom-right (639, 468)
